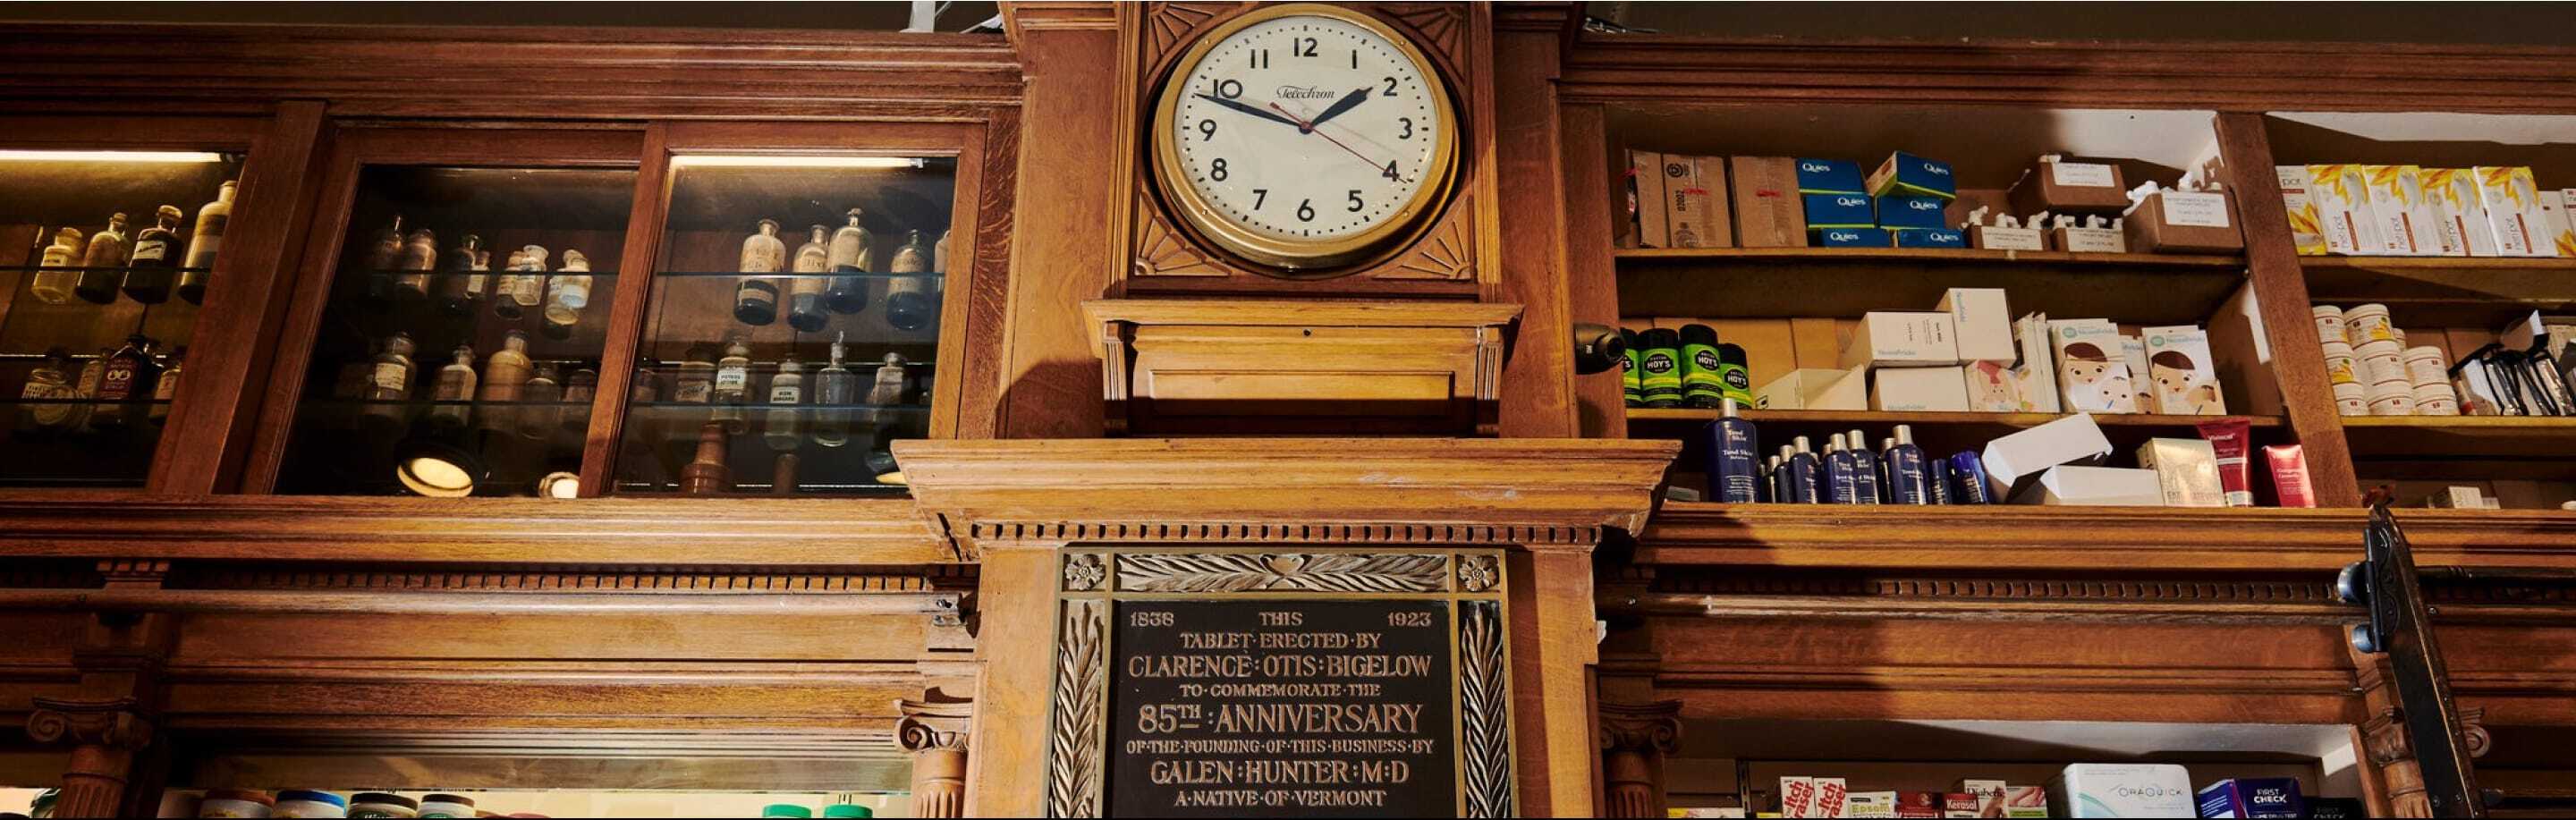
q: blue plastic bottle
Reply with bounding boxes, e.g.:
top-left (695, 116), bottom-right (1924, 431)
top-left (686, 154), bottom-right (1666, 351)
top-left (1881, 424), bottom-right (1932, 504)
top-left (1699, 399), bottom-right (1762, 503)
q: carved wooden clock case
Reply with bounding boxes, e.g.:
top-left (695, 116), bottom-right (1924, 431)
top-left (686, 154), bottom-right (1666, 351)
top-left (1116, 2), bottom-right (1498, 300)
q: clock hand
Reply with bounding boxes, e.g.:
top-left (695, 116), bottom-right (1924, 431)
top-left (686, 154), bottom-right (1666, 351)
top-left (1300, 87), bottom-right (1373, 132)
top-left (1195, 93), bottom-right (1304, 130)
top-left (1268, 102), bottom-right (1399, 180)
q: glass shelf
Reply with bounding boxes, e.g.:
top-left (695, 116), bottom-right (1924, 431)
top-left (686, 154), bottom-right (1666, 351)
top-left (653, 269), bottom-right (938, 279)
top-left (1, 150), bottom-right (241, 487)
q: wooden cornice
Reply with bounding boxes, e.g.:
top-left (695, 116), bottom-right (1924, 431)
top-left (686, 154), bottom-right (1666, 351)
top-left (1001, 1), bottom-right (1124, 44)
top-left (1561, 34), bottom-right (2576, 113)
top-left (0, 23), bottom-right (1024, 120)
top-left (0, 495), bottom-right (950, 567)
top-left (894, 437), bottom-right (1678, 552)
top-left (1640, 503), bottom-right (2576, 572)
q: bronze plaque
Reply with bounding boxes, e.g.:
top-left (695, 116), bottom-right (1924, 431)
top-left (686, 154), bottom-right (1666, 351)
top-left (1107, 598), bottom-right (1456, 817)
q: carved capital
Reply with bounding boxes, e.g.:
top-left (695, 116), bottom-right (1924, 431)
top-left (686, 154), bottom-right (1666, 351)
top-left (2460, 706), bottom-right (2489, 759)
top-left (26, 697), bottom-right (152, 750)
top-left (1597, 699), bottom-right (1682, 756)
top-left (897, 697), bottom-right (974, 754)
top-left (2361, 706), bottom-right (2411, 765)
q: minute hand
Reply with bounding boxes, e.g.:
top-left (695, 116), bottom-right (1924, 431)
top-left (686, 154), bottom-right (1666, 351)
top-left (1301, 87), bottom-right (1373, 131)
top-left (1195, 93), bottom-right (1304, 130)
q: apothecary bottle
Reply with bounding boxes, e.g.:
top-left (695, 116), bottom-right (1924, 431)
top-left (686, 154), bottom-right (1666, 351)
top-left (176, 180), bottom-right (235, 304)
top-left (70, 349), bottom-right (107, 432)
top-left (824, 208), bottom-right (870, 314)
top-left (494, 248), bottom-right (530, 319)
top-left (30, 227), bottom-right (83, 305)
top-left (519, 361), bottom-right (562, 440)
top-left (360, 331), bottom-right (417, 434)
top-left (735, 219), bottom-right (785, 325)
top-left (764, 353), bottom-right (805, 452)
top-left (560, 368), bottom-right (597, 434)
top-left (673, 343), bottom-right (716, 405)
top-left (427, 344), bottom-right (477, 430)
top-left (394, 228), bottom-right (437, 304)
top-left (788, 225), bottom-right (831, 332)
top-left (435, 233), bottom-right (485, 314)
top-left (476, 330), bottom-right (534, 435)
top-left (712, 334), bottom-right (753, 435)
top-left (73, 212), bottom-right (130, 304)
top-left (810, 333), bottom-right (857, 448)
top-left (148, 346), bottom-right (184, 426)
top-left (542, 249), bottom-right (592, 335)
top-left (506, 245), bottom-right (548, 321)
top-left (863, 351), bottom-right (909, 428)
top-left (15, 348), bottom-right (77, 434)
top-left (121, 205), bottom-right (183, 304)
top-left (883, 230), bottom-right (936, 332)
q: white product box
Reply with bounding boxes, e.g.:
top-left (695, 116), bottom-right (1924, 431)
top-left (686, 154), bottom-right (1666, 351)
top-left (2308, 164), bottom-right (2383, 255)
top-left (1840, 311), bottom-right (1960, 369)
top-left (1962, 359), bottom-right (2022, 411)
top-left (2137, 437), bottom-right (2225, 507)
top-left (2010, 312), bottom-right (2062, 413)
top-left (1980, 412), bottom-right (2114, 500)
top-left (2472, 165), bottom-right (2552, 257)
top-left (2015, 465), bottom-right (2165, 505)
top-left (1936, 287), bottom-right (2015, 362)
top-left (1781, 776), bottom-right (1818, 818)
top-left (1814, 777), bottom-right (1849, 818)
top-left (2120, 335), bottom-right (2155, 413)
top-left (1843, 791), bottom-right (1897, 818)
top-left (2048, 763), bottom-right (2197, 818)
top-left (1758, 368), bottom-right (1867, 410)
top-left (2363, 165), bottom-right (2444, 255)
top-left (2049, 319), bottom-right (2139, 413)
top-left (2541, 189), bottom-right (2576, 258)
top-left (2421, 168), bottom-right (2498, 257)
top-left (1872, 366), bottom-right (1970, 411)
top-left (2140, 325), bottom-right (2228, 414)
top-left (1958, 779), bottom-right (2008, 818)
top-left (2274, 165), bottom-right (2329, 256)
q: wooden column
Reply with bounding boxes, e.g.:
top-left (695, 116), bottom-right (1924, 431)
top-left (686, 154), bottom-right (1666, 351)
top-left (25, 697), bottom-right (153, 819)
top-left (1597, 700), bottom-right (1681, 819)
top-left (897, 694), bottom-right (974, 819)
top-left (1493, 3), bottom-right (1580, 438)
top-left (2212, 110), bottom-right (2363, 506)
top-left (995, 4), bottom-right (1123, 438)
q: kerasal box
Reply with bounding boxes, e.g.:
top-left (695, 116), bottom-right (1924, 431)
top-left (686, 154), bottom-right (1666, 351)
top-left (1730, 156), bottom-right (1809, 248)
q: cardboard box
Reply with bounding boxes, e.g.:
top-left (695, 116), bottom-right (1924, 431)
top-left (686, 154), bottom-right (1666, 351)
top-left (1665, 155), bottom-right (1735, 248)
top-left (2010, 156), bottom-right (2129, 215)
top-left (1979, 412), bottom-right (2114, 500)
top-left (1872, 366), bottom-right (1970, 411)
top-left (1796, 157), bottom-right (1867, 194)
top-left (2017, 465), bottom-right (2164, 505)
top-left (2137, 437), bottom-right (2224, 507)
top-left (1877, 194), bottom-right (1950, 231)
top-left (1843, 792), bottom-right (1897, 819)
top-left (1936, 287), bottom-right (2014, 362)
top-left (2472, 165), bottom-right (2552, 257)
top-left (1868, 150), bottom-right (1956, 199)
top-left (1939, 792), bottom-right (1979, 818)
top-left (2196, 778), bottom-right (2302, 819)
top-left (1628, 149), bottom-right (1666, 248)
top-left (1970, 223), bottom-right (2046, 250)
top-left (1893, 792), bottom-right (1942, 819)
top-left (2420, 168), bottom-right (2497, 257)
top-left (1962, 359), bottom-right (2021, 411)
top-left (2049, 319), bottom-right (2139, 413)
top-left (1757, 368), bottom-right (1866, 410)
top-left (2362, 165), bottom-right (2443, 255)
top-left (1815, 227), bottom-right (1893, 248)
top-left (2542, 189), bottom-right (2576, 258)
top-left (1814, 778), bottom-right (1849, 818)
top-left (1955, 781), bottom-right (2006, 819)
top-left (1893, 228), bottom-right (1966, 248)
top-left (2123, 190), bottom-right (2244, 253)
top-left (2049, 224), bottom-right (2126, 253)
top-left (2048, 764), bottom-right (2194, 819)
top-left (1840, 312), bottom-right (1960, 369)
top-left (2274, 165), bottom-right (2330, 255)
top-left (2140, 325), bottom-right (2227, 414)
top-left (2308, 164), bottom-right (2384, 255)
top-left (2120, 335), bottom-right (2156, 412)
top-left (1730, 156), bottom-right (1809, 248)
top-left (2010, 312), bottom-right (2063, 413)
top-left (1804, 193), bottom-right (1877, 228)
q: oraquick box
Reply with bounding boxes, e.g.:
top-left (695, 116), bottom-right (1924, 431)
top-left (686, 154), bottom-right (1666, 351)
top-left (1804, 193), bottom-right (1877, 228)
top-left (2362, 165), bottom-right (2443, 255)
top-left (1797, 157), bottom-right (1868, 194)
top-left (2140, 325), bottom-right (2226, 414)
top-left (2049, 319), bottom-right (2138, 413)
top-left (1868, 150), bottom-right (1956, 199)
top-left (2472, 165), bottom-right (2551, 257)
top-left (2541, 189), bottom-right (2576, 258)
top-left (2308, 164), bottom-right (2384, 255)
top-left (1877, 194), bottom-right (1950, 231)
top-left (2420, 168), bottom-right (2498, 256)
top-left (2274, 165), bottom-right (2330, 255)
top-left (2048, 764), bottom-right (2194, 818)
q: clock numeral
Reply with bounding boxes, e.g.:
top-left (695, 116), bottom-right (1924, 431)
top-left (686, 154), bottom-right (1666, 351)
top-left (1250, 48), bottom-right (1269, 69)
top-left (1381, 76), bottom-right (1398, 97)
top-left (1382, 160), bottom-right (1400, 181)
top-left (1197, 119), bottom-right (1216, 141)
top-left (1209, 157), bottom-right (1228, 182)
top-left (1296, 199), bottom-right (1316, 223)
top-left (1292, 37), bottom-right (1318, 57)
top-left (1398, 117), bottom-right (1413, 139)
top-left (1210, 79), bottom-right (1243, 99)
top-left (1251, 189), bottom-right (1267, 209)
top-left (1347, 190), bottom-right (1364, 213)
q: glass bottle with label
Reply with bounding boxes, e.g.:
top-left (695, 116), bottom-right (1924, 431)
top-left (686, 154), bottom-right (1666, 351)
top-left (825, 208), bottom-right (870, 314)
top-left (712, 334), bottom-right (753, 435)
top-left (73, 212), bottom-right (130, 304)
top-left (30, 227), bottom-right (82, 305)
top-left (507, 245), bottom-right (549, 322)
top-left (176, 180), bottom-right (235, 305)
top-left (764, 353), bottom-right (805, 452)
top-left (519, 360), bottom-right (562, 440)
top-left (542, 249), bottom-right (592, 338)
top-left (863, 351), bottom-right (910, 430)
top-left (432, 233), bottom-right (484, 314)
top-left (493, 248), bottom-right (530, 319)
top-left (361, 216), bottom-right (404, 307)
top-left (735, 219), bottom-right (786, 325)
top-left (476, 330), bottom-right (533, 436)
top-left (673, 343), bottom-right (716, 405)
top-left (359, 331), bottom-right (417, 434)
top-left (427, 344), bottom-right (477, 431)
top-left (393, 228), bottom-right (436, 304)
top-left (560, 368), bottom-right (597, 435)
top-left (788, 225), bottom-right (831, 332)
top-left (15, 348), bottom-right (77, 435)
top-left (121, 205), bottom-right (184, 304)
top-left (148, 346), bottom-right (184, 426)
top-left (70, 348), bottom-right (108, 432)
top-left (883, 230), bottom-right (937, 332)
top-left (811, 333), bottom-right (857, 448)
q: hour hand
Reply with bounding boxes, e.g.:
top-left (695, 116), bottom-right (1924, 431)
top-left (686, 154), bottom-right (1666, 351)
top-left (1196, 93), bottom-right (1304, 130)
top-left (1302, 87), bottom-right (1373, 131)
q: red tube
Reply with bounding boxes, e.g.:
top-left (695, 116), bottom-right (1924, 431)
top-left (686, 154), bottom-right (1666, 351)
top-left (2263, 444), bottom-right (2317, 508)
top-left (2195, 418), bottom-right (2254, 507)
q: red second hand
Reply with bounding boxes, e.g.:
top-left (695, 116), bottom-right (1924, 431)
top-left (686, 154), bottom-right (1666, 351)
top-left (1271, 102), bottom-right (1391, 177)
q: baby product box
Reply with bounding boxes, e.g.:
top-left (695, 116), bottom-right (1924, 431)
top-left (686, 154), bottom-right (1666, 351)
top-left (2120, 335), bottom-right (2156, 413)
top-left (2009, 312), bottom-right (2062, 413)
top-left (2046, 763), bottom-right (2195, 818)
top-left (1872, 366), bottom-right (1970, 411)
top-left (2048, 319), bottom-right (2139, 413)
top-left (2140, 325), bottom-right (2227, 414)
top-left (1842, 311), bottom-right (1960, 369)
top-left (1937, 287), bottom-right (2015, 362)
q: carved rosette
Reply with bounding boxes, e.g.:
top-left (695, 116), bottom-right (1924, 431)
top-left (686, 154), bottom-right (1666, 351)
top-left (1062, 553), bottom-right (1106, 592)
top-left (1458, 600), bottom-right (1513, 818)
top-left (1455, 553), bottom-right (1500, 593)
top-left (1114, 552), bottom-right (1449, 593)
top-left (1046, 600), bottom-right (1106, 818)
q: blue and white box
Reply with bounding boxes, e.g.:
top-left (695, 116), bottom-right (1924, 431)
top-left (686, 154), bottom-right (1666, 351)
top-left (1894, 228), bottom-right (1967, 249)
top-left (2048, 763), bottom-right (2194, 818)
top-left (1804, 193), bottom-right (1877, 228)
top-left (1814, 227), bottom-right (1892, 248)
top-left (2197, 778), bottom-right (2303, 819)
top-left (1796, 157), bottom-right (1867, 194)
top-left (1868, 150), bottom-right (1957, 199)
top-left (1878, 195), bottom-right (1952, 232)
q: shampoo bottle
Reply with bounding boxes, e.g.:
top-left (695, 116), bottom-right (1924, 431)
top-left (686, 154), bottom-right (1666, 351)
top-left (1757, 455), bottom-right (1778, 503)
top-left (1700, 399), bottom-right (1761, 503)
top-left (1882, 425), bottom-right (1931, 504)
top-left (1948, 451), bottom-right (1994, 504)
top-left (1785, 435), bottom-right (1821, 503)
top-left (1926, 456), bottom-right (1955, 505)
top-left (1845, 427), bottom-right (1882, 504)
top-left (1767, 452), bottom-right (1790, 503)
top-left (1822, 434), bottom-right (1860, 504)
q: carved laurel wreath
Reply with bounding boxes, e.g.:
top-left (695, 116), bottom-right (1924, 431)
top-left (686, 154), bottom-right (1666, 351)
top-left (1046, 600), bottom-right (1106, 818)
top-left (1114, 552), bottom-right (1449, 593)
top-left (1458, 600), bottom-right (1513, 818)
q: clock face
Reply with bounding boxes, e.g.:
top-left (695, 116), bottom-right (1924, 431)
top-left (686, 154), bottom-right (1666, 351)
top-left (1152, 5), bottom-right (1457, 271)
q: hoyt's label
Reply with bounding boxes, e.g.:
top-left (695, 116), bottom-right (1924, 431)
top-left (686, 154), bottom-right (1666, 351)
top-left (1639, 348), bottom-right (1681, 402)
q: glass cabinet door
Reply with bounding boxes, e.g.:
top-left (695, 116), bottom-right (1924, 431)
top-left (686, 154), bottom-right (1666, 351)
top-left (271, 165), bottom-right (636, 496)
top-left (614, 156), bottom-right (953, 495)
top-left (0, 149), bottom-right (243, 488)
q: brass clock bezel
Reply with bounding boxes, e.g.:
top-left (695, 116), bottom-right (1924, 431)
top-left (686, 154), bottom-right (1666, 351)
top-left (1148, 2), bottom-right (1462, 275)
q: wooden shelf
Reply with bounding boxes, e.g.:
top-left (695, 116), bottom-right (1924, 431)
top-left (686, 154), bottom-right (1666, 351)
top-left (2301, 255), bottom-right (2576, 326)
top-left (1630, 408), bottom-right (2284, 459)
top-left (1614, 247), bottom-right (2248, 325)
top-left (2344, 415), bottom-right (2576, 479)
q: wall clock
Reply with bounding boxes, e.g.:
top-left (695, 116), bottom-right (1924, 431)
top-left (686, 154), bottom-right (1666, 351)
top-left (1148, 3), bottom-right (1462, 275)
